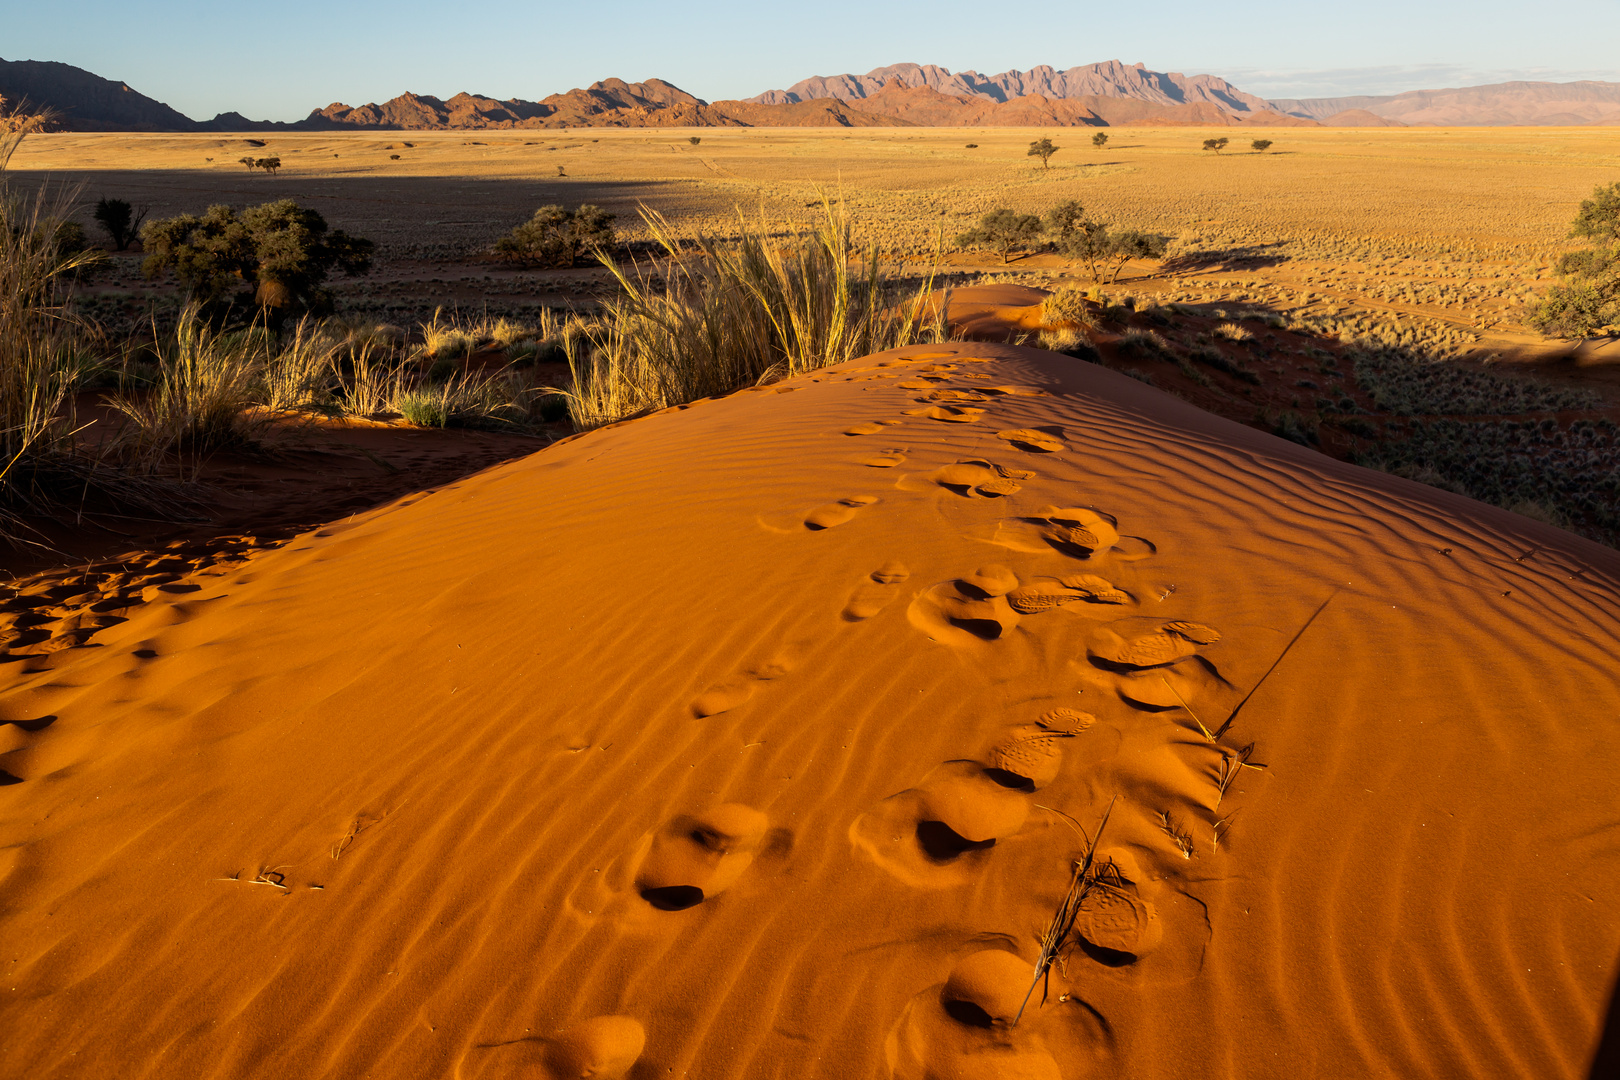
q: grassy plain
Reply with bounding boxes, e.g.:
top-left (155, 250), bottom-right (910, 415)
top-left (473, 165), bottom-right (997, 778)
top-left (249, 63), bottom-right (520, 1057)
top-left (12, 125), bottom-right (1620, 372)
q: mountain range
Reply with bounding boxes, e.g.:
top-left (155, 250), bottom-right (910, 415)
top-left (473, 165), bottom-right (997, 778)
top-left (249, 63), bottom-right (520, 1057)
top-left (5, 56), bottom-right (1620, 132)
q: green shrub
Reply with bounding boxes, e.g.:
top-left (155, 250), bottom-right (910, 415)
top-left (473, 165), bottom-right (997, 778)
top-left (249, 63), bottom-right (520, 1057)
top-left (493, 204), bottom-right (616, 267)
top-left (1529, 181), bottom-right (1620, 338)
top-left (956, 208), bottom-right (1043, 264)
top-left (140, 200), bottom-right (372, 323)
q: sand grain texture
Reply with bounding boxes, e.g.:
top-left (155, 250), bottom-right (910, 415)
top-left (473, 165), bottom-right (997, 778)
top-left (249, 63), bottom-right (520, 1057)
top-left (1, 344), bottom-right (1616, 1079)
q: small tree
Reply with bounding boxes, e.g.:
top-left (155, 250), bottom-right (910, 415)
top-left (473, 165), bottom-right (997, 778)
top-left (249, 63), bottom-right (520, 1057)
top-left (956, 208), bottom-right (1044, 264)
top-left (1028, 138), bottom-right (1059, 170)
top-left (493, 204), bottom-right (617, 267)
top-left (1203, 137), bottom-right (1230, 155)
top-left (92, 197), bottom-right (148, 251)
top-left (1251, 139), bottom-right (1273, 153)
top-left (1045, 200), bottom-right (1086, 244)
top-left (256, 156), bottom-right (281, 175)
top-left (688, 136), bottom-right (701, 146)
top-left (238, 156), bottom-right (257, 169)
top-left (1091, 132), bottom-right (1109, 149)
top-left (1530, 181), bottom-right (1620, 337)
top-left (1102, 230), bottom-right (1171, 284)
top-left (140, 199), bottom-right (373, 322)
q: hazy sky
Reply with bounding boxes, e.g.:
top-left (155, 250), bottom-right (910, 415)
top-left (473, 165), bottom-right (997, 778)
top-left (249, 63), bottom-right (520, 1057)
top-left (9, 0), bottom-right (1620, 121)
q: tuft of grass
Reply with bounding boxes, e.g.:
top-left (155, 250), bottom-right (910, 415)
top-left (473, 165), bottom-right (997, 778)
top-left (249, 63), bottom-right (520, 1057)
top-left (1040, 287), bottom-right (1099, 329)
top-left (1213, 321), bottom-right (1254, 342)
top-left (558, 198), bottom-right (955, 430)
top-left (106, 306), bottom-right (268, 465)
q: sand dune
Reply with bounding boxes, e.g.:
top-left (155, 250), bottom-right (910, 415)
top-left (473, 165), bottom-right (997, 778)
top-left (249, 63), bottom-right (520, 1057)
top-left (1, 343), bottom-right (1616, 1078)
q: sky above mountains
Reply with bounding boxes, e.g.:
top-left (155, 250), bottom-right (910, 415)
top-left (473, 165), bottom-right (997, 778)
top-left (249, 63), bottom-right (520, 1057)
top-left (10, 0), bottom-right (1620, 121)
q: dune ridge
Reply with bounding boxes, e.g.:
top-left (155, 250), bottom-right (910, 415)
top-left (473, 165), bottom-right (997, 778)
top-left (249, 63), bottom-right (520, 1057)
top-left (0, 344), bottom-right (1615, 1079)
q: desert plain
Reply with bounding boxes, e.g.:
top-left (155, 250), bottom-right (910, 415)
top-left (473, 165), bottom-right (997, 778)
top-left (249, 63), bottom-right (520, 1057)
top-left (0, 125), bottom-right (1618, 1080)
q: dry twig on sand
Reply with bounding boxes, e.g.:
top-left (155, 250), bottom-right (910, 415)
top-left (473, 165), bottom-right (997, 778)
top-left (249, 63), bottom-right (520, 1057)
top-left (1015, 797), bottom-right (1117, 1025)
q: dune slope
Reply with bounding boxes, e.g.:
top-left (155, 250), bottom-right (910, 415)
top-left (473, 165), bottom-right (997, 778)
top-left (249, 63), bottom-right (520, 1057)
top-left (1, 344), bottom-right (1617, 1080)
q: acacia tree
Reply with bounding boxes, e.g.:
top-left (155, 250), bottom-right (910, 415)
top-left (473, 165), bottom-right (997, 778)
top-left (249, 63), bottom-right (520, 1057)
top-left (493, 204), bottom-right (617, 267)
top-left (1531, 180), bottom-right (1620, 337)
top-left (1251, 139), bottom-right (1273, 153)
top-left (1091, 132), bottom-right (1109, 149)
top-left (1203, 137), bottom-right (1230, 155)
top-left (256, 156), bottom-right (281, 175)
top-left (140, 199), bottom-right (373, 322)
top-left (1102, 230), bottom-right (1171, 283)
top-left (1027, 138), bottom-right (1059, 170)
top-left (92, 197), bottom-right (148, 251)
top-left (956, 208), bottom-right (1043, 264)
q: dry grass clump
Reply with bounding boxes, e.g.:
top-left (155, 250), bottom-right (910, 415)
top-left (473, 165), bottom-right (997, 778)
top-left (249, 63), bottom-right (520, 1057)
top-left (1040, 287), bottom-right (1099, 329)
top-left (558, 199), bottom-right (955, 430)
top-left (1212, 322), bottom-right (1253, 342)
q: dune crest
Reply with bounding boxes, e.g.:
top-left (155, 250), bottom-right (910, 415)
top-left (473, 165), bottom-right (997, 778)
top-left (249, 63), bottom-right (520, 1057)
top-left (0, 343), bottom-right (1616, 1079)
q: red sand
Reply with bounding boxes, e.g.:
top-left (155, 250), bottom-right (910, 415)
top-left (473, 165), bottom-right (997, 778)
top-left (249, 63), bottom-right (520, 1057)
top-left (1, 343), bottom-right (1616, 1079)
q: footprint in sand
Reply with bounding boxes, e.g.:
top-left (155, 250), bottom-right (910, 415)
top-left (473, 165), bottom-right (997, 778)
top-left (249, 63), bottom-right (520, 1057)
top-left (843, 561), bottom-right (911, 621)
top-left (1007, 573), bottom-right (1133, 614)
top-left (1091, 621), bottom-right (1221, 669)
top-left (858, 448), bottom-right (908, 468)
top-left (1038, 507), bottom-right (1121, 557)
top-left (691, 647), bottom-right (802, 717)
top-left (923, 460), bottom-right (1035, 499)
top-left (886, 950), bottom-right (1073, 1080)
top-left (1074, 849), bottom-right (1165, 963)
top-left (997, 428), bottom-right (1066, 453)
top-left (805, 495), bottom-right (878, 530)
top-left (635, 804), bottom-right (783, 910)
top-left (852, 760), bottom-right (1033, 887)
top-left (904, 405), bottom-right (985, 423)
top-left (907, 565), bottom-right (1023, 644)
top-left (845, 419), bottom-right (905, 436)
top-left (456, 1015), bottom-right (645, 1080)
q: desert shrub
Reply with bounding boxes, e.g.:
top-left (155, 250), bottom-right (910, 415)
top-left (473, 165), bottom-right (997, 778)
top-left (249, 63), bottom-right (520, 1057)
top-left (494, 204), bottom-right (616, 267)
top-left (140, 199), bottom-right (373, 324)
top-left (1092, 132), bottom-right (1108, 149)
top-left (1213, 322), bottom-right (1253, 342)
top-left (1118, 329), bottom-right (1170, 355)
top-left (1040, 286), bottom-right (1098, 328)
top-left (93, 198), bottom-right (147, 251)
top-left (688, 136), bottom-right (701, 146)
top-left (562, 199), bottom-right (954, 429)
top-left (957, 208), bottom-right (1043, 264)
top-left (1203, 138), bottom-right (1229, 154)
top-left (1529, 181), bottom-right (1620, 338)
top-left (1028, 138), bottom-right (1059, 169)
top-left (394, 386), bottom-right (449, 427)
top-left (1251, 140), bottom-right (1273, 153)
top-left (1263, 409), bottom-right (1318, 445)
top-left (1350, 343), bottom-right (1599, 415)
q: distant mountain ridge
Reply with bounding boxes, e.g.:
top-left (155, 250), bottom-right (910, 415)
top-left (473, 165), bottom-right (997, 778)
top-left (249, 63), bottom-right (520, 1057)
top-left (1272, 80), bottom-right (1620, 126)
top-left (753, 60), bottom-right (1279, 116)
top-left (6, 55), bottom-right (1620, 131)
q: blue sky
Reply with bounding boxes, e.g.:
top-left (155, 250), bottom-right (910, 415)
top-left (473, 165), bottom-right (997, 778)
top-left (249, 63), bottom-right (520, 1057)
top-left (9, 0), bottom-right (1620, 121)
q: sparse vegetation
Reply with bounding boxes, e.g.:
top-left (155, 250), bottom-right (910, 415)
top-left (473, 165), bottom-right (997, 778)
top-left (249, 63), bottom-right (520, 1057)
top-left (1530, 181), bottom-right (1620, 338)
top-left (956, 208), bottom-right (1043, 264)
top-left (140, 199), bottom-right (373, 323)
top-left (688, 137), bottom-right (701, 146)
top-left (1092, 132), bottom-right (1109, 150)
top-left (1251, 140), bottom-right (1273, 153)
top-left (1027, 138), bottom-right (1059, 170)
top-left (93, 198), bottom-right (147, 251)
top-left (562, 199), bottom-right (954, 429)
top-left (494, 204), bottom-right (616, 267)
top-left (1203, 138), bottom-right (1229, 155)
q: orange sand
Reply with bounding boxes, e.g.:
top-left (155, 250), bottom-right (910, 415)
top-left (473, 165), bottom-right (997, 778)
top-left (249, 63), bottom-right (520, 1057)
top-left (1, 343), bottom-right (1617, 1079)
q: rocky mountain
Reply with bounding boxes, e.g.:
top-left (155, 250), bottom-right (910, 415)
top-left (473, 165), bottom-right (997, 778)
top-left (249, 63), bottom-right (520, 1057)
top-left (827, 79), bottom-right (1315, 127)
top-left (1272, 80), bottom-right (1620, 125)
top-left (0, 57), bottom-right (198, 131)
top-left (754, 61), bottom-right (1283, 117)
top-left (307, 79), bottom-right (909, 129)
top-left (9, 56), bottom-right (1620, 132)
